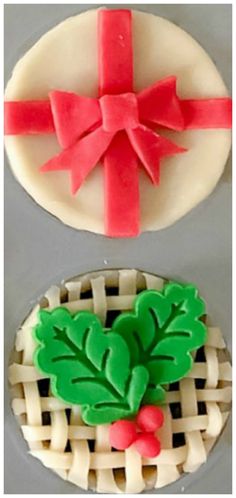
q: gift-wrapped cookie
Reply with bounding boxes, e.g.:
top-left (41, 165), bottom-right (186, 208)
top-left (5, 9), bottom-right (232, 237)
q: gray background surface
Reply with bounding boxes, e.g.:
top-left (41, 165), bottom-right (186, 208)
top-left (4, 4), bottom-right (232, 494)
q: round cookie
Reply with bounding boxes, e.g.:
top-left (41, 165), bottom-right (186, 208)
top-left (5, 9), bottom-right (231, 236)
top-left (8, 269), bottom-right (232, 493)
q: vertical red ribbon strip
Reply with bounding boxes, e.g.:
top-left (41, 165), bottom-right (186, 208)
top-left (98, 10), bottom-right (140, 237)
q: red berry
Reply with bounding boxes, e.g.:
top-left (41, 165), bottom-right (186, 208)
top-left (135, 433), bottom-right (161, 458)
top-left (136, 405), bottom-right (164, 433)
top-left (109, 420), bottom-right (137, 450)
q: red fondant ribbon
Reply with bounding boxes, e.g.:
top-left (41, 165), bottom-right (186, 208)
top-left (4, 10), bottom-right (232, 237)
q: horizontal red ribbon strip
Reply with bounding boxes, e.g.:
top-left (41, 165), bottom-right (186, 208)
top-left (5, 96), bottom-right (232, 135)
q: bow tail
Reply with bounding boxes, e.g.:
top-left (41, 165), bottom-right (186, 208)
top-left (104, 132), bottom-right (140, 237)
top-left (127, 125), bottom-right (187, 185)
top-left (40, 126), bottom-right (114, 194)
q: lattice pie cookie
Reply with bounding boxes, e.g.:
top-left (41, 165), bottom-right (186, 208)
top-left (8, 269), bottom-right (232, 493)
top-left (5, 8), bottom-right (232, 237)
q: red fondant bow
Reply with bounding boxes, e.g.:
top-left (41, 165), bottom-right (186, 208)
top-left (42, 77), bottom-right (186, 191)
top-left (5, 10), bottom-right (232, 237)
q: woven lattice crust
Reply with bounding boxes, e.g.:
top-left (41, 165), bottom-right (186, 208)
top-left (9, 269), bottom-right (232, 493)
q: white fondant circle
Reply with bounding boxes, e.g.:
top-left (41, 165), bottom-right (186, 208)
top-left (5, 9), bottom-right (231, 234)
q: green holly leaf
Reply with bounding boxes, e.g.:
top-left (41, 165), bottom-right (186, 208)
top-left (33, 282), bottom-right (207, 422)
top-left (113, 282), bottom-right (207, 404)
top-left (34, 307), bottom-right (149, 425)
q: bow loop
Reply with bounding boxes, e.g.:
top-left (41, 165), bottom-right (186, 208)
top-left (49, 91), bottom-right (102, 148)
top-left (138, 76), bottom-right (185, 131)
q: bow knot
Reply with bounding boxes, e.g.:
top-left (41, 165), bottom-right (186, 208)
top-left (100, 92), bottom-right (139, 132)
